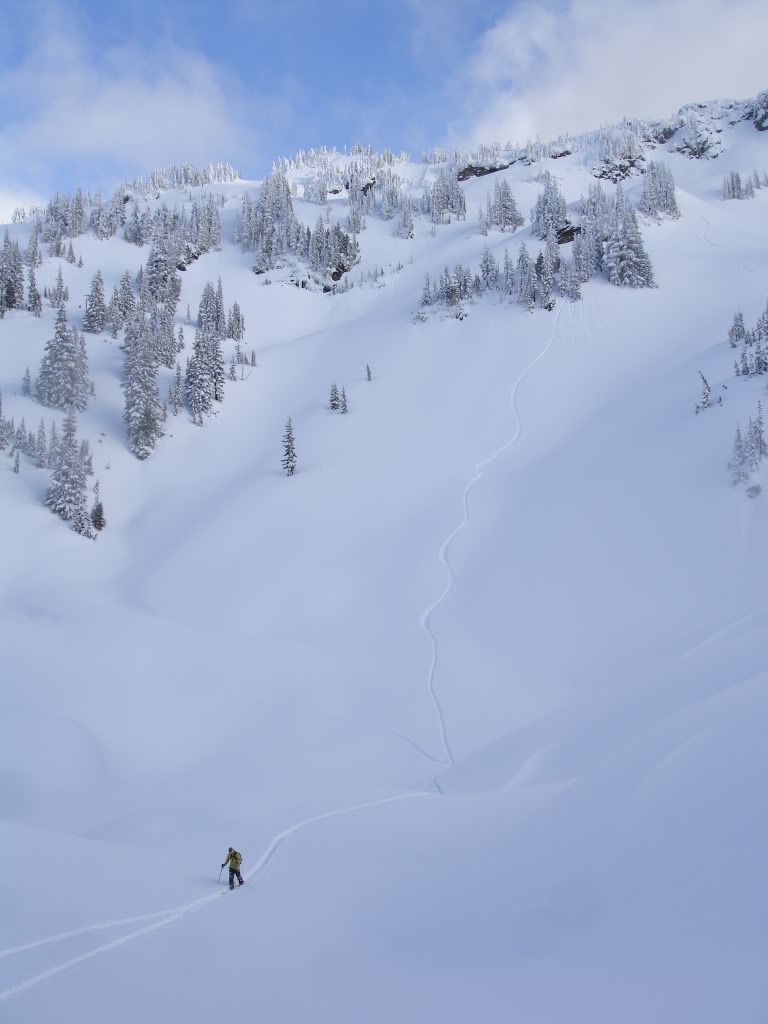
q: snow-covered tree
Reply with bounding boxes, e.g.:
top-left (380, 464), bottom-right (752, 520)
top-left (122, 309), bottom-right (164, 458)
top-left (695, 371), bottom-right (711, 413)
top-left (479, 246), bottom-right (499, 290)
top-left (91, 480), bottom-right (106, 532)
top-left (50, 267), bottom-right (69, 307)
top-left (282, 417), bottom-right (297, 476)
top-left (530, 174), bottom-right (568, 240)
top-left (728, 312), bottom-right (746, 348)
top-left (516, 243), bottom-right (535, 310)
top-left (0, 231), bottom-right (24, 311)
top-left (145, 239), bottom-right (181, 312)
top-left (603, 187), bottom-right (655, 288)
top-left (639, 161), bottom-right (680, 218)
top-left (82, 270), bottom-right (108, 332)
top-left (45, 411), bottom-right (94, 536)
top-left (27, 267), bottom-right (42, 316)
top-left (35, 418), bottom-right (47, 468)
top-left (491, 179), bottom-right (524, 232)
top-left (36, 304), bottom-right (90, 411)
top-left (171, 362), bottom-right (183, 416)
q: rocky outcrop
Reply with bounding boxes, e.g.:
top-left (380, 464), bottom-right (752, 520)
top-left (752, 90), bottom-right (768, 131)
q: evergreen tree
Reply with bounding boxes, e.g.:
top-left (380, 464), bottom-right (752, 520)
top-left (82, 270), bottom-right (108, 332)
top-left (36, 418), bottom-right (47, 468)
top-left (751, 401), bottom-right (766, 461)
top-left (531, 175), bottom-right (568, 239)
top-left (45, 410), bottom-right (94, 536)
top-left (0, 230), bottom-right (24, 309)
top-left (145, 239), bottom-right (181, 311)
top-left (420, 273), bottom-right (432, 307)
top-left (366, 364), bottom-right (372, 381)
top-left (118, 271), bottom-right (136, 319)
top-left (696, 371), bottom-right (711, 413)
top-left (728, 312), bottom-right (746, 348)
top-left (227, 301), bottom-right (245, 341)
top-left (745, 417), bottom-right (760, 471)
top-left (479, 246), bottom-right (499, 290)
top-left (50, 266), bottom-right (68, 307)
top-left (502, 248), bottom-right (515, 295)
top-left (172, 362), bottom-right (183, 415)
top-left (27, 266), bottom-right (42, 316)
top-left (25, 226), bottom-right (41, 270)
top-left (282, 418), bottom-right (297, 476)
top-left (329, 382), bottom-right (340, 410)
top-left (36, 305), bottom-right (89, 411)
top-left (13, 451), bottom-right (20, 473)
top-left (122, 309), bottom-right (164, 458)
top-left (492, 179), bottom-right (524, 232)
top-left (539, 239), bottom-right (556, 310)
top-left (215, 278), bottom-right (226, 338)
top-left (91, 480), bottom-right (106, 531)
top-left (185, 332), bottom-right (212, 423)
top-left (730, 425), bottom-right (748, 484)
top-left (48, 420), bottom-right (59, 468)
top-left (516, 243), bottom-right (535, 310)
top-left (604, 193), bottom-right (655, 288)
top-left (639, 161), bottom-right (680, 218)
top-left (21, 366), bottom-right (32, 397)
top-left (340, 387), bottom-right (348, 413)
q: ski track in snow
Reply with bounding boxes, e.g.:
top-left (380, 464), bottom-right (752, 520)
top-left (701, 214), bottom-right (716, 248)
top-left (1, 302), bottom-right (569, 1006)
top-left (0, 791), bottom-right (432, 1003)
top-left (419, 301), bottom-right (568, 771)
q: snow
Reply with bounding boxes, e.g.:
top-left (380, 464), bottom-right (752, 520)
top-left (1, 110), bottom-right (768, 1022)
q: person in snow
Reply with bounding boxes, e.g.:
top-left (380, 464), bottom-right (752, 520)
top-left (222, 847), bottom-right (244, 889)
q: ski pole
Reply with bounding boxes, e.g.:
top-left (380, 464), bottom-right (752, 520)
top-left (218, 866), bottom-right (224, 884)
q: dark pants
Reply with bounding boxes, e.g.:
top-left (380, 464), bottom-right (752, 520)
top-left (229, 867), bottom-right (243, 888)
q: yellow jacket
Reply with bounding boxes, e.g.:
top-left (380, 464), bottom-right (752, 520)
top-left (224, 850), bottom-right (242, 870)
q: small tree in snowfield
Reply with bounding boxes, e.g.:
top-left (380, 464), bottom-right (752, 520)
top-left (282, 418), bottom-right (296, 476)
top-left (329, 382), bottom-right (339, 410)
top-left (91, 480), bottom-right (106, 531)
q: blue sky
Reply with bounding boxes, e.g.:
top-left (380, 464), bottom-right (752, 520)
top-left (1, 0), bottom-right (766, 216)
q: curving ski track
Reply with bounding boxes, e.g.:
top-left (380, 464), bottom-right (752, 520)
top-left (419, 301), bottom-right (567, 768)
top-left (0, 791), bottom-right (431, 1002)
top-left (1, 302), bottom-right (567, 1005)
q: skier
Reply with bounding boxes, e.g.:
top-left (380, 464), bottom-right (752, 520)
top-left (222, 847), bottom-right (244, 889)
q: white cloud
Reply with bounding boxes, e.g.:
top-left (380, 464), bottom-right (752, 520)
top-left (451, 0), bottom-right (768, 149)
top-left (0, 28), bottom-right (267, 201)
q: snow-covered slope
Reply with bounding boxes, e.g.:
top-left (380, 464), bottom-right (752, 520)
top-left (1, 98), bottom-right (767, 1023)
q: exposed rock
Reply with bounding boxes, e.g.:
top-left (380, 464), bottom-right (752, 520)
top-left (457, 160), bottom-right (515, 181)
top-left (592, 157), bottom-right (645, 182)
top-left (753, 90), bottom-right (768, 131)
top-left (556, 223), bottom-right (581, 244)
